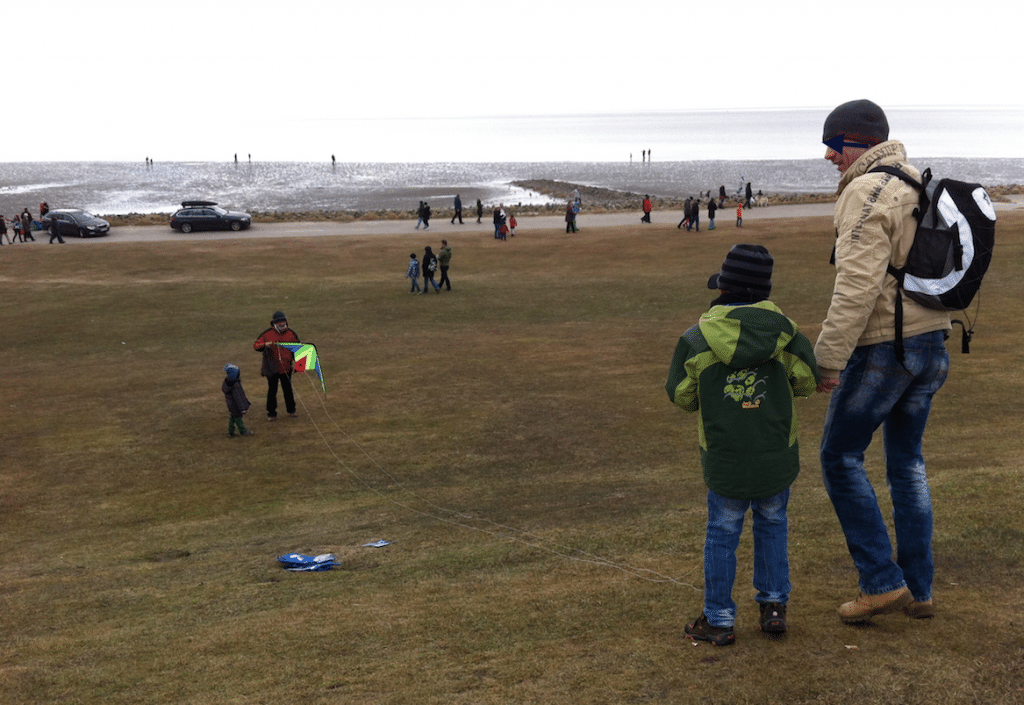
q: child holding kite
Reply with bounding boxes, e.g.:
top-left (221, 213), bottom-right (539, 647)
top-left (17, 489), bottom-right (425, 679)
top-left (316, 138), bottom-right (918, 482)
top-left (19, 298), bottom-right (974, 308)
top-left (222, 364), bottom-right (253, 437)
top-left (253, 310), bottom-right (300, 421)
top-left (665, 244), bottom-right (819, 645)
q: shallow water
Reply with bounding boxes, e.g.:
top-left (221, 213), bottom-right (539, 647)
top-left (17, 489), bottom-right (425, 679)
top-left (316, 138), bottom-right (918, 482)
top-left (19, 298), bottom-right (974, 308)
top-left (5, 107), bottom-right (1022, 216)
top-left (2, 157), bottom-right (1021, 218)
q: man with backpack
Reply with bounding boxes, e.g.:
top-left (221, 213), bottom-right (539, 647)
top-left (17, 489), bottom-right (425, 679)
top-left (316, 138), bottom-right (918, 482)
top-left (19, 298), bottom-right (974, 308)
top-left (815, 99), bottom-right (950, 625)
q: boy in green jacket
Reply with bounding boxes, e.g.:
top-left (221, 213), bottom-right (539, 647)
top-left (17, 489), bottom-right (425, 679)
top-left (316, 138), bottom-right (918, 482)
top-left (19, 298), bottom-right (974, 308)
top-left (665, 244), bottom-right (819, 645)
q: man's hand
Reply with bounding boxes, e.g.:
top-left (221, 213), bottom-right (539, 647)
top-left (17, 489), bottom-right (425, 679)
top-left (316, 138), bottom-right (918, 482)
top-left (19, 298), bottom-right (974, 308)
top-left (817, 377), bottom-right (841, 393)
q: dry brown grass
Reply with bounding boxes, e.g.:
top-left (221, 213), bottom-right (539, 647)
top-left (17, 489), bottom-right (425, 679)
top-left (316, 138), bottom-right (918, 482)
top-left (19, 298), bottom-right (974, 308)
top-left (2, 212), bottom-right (1023, 704)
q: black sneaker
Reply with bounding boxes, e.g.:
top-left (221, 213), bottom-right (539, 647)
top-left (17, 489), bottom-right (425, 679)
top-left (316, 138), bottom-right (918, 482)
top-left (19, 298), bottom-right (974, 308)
top-left (758, 602), bottom-right (787, 634)
top-left (685, 614), bottom-right (735, 646)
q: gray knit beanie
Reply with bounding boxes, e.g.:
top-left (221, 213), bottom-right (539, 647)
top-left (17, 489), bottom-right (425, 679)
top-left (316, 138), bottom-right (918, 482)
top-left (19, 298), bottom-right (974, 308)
top-left (822, 99), bottom-right (889, 146)
top-left (708, 244), bottom-right (774, 299)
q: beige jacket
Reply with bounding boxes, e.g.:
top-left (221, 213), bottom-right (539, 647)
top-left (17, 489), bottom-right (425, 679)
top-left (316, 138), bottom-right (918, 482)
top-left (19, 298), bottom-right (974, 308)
top-left (814, 140), bottom-right (950, 377)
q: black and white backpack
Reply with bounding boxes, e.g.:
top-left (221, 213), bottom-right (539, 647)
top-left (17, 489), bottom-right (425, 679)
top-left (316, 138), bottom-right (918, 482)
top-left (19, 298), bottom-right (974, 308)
top-left (870, 166), bottom-right (996, 358)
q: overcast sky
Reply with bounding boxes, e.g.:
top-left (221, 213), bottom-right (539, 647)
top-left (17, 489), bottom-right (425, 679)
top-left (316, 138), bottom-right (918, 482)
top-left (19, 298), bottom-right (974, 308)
top-left (7, 0), bottom-right (1018, 162)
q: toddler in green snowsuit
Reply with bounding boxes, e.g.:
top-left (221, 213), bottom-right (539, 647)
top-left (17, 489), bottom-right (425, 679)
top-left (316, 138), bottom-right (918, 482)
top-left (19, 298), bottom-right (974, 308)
top-left (223, 364), bottom-right (253, 437)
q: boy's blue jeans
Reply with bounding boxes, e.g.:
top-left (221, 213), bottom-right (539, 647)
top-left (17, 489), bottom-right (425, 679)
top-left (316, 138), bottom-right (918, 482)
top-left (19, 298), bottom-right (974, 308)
top-left (703, 488), bottom-right (791, 627)
top-left (820, 331), bottom-right (948, 602)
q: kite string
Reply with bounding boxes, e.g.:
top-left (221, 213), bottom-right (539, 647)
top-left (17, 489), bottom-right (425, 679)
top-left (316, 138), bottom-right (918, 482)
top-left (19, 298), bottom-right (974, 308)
top-left (290, 376), bottom-right (699, 590)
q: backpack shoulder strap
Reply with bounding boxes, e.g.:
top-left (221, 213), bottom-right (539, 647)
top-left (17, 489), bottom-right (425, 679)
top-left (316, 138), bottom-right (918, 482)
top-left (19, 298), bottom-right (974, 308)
top-left (868, 165), bottom-right (933, 222)
top-left (869, 164), bottom-right (921, 189)
top-left (867, 165), bottom-right (932, 368)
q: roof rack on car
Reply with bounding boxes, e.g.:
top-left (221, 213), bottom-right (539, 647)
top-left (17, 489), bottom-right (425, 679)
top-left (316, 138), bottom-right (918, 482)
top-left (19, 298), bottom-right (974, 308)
top-left (181, 200), bottom-right (218, 207)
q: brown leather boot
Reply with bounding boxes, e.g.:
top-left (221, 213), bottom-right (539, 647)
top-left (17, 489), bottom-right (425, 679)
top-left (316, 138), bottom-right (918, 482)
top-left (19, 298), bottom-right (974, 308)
top-left (903, 600), bottom-right (935, 619)
top-left (838, 586), bottom-right (913, 623)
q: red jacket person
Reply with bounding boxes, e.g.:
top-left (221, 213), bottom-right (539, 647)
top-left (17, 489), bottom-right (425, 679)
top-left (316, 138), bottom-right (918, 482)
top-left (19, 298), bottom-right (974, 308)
top-left (253, 310), bottom-right (300, 420)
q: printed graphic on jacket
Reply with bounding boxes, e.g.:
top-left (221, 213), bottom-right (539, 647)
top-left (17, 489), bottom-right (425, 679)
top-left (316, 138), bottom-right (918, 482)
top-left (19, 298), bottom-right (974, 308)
top-left (724, 368), bottom-right (768, 408)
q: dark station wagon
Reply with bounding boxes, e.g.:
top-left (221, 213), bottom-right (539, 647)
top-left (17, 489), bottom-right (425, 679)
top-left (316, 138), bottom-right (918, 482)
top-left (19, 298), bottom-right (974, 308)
top-left (170, 201), bottom-right (251, 233)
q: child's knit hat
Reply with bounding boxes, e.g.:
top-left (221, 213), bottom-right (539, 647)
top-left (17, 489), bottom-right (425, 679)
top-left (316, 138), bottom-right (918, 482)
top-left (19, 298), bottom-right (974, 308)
top-left (224, 364), bottom-right (240, 380)
top-left (707, 244), bottom-right (774, 300)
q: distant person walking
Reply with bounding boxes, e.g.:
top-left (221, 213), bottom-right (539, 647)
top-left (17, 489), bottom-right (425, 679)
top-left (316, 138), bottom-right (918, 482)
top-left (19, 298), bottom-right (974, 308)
top-left (20, 210), bottom-right (34, 242)
top-left (437, 240), bottom-right (452, 291)
top-left (745, 182), bottom-right (753, 209)
top-left (48, 216), bottom-right (65, 244)
top-left (406, 253), bottom-right (422, 293)
top-left (451, 194), bottom-right (463, 224)
top-left (690, 197), bottom-right (700, 232)
top-left (0, 215), bottom-right (8, 244)
top-left (719, 185), bottom-right (727, 208)
top-left (678, 197), bottom-right (692, 229)
top-left (736, 202), bottom-right (743, 227)
top-left (565, 201), bottom-right (578, 233)
top-left (421, 202), bottom-right (432, 230)
top-left (422, 246), bottom-right (440, 293)
top-left (641, 195), bottom-right (652, 223)
top-left (415, 201), bottom-right (426, 230)
top-left (493, 205), bottom-right (506, 239)
top-left (708, 197), bottom-right (718, 230)
top-left (476, 199), bottom-right (483, 223)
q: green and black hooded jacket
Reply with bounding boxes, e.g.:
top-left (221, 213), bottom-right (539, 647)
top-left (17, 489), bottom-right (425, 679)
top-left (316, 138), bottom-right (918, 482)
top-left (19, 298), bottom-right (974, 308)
top-left (666, 300), bottom-right (820, 499)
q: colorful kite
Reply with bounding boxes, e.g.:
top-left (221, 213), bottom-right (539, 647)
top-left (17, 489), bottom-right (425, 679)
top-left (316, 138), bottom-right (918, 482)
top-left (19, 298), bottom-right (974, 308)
top-left (273, 342), bottom-right (325, 394)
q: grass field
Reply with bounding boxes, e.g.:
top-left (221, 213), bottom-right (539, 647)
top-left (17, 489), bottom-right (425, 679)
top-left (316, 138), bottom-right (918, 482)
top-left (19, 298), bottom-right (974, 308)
top-left (2, 212), bottom-right (1022, 704)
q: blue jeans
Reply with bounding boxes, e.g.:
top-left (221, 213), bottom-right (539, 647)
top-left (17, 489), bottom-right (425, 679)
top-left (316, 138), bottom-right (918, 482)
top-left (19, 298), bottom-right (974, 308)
top-left (820, 331), bottom-right (948, 601)
top-left (703, 488), bottom-right (791, 627)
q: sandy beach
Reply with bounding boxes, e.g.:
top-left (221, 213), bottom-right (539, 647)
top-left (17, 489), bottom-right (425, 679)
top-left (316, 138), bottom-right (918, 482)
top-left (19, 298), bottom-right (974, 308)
top-left (10, 196), bottom-right (1020, 245)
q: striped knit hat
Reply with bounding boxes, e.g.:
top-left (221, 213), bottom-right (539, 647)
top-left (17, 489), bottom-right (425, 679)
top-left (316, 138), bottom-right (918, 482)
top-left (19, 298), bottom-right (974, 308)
top-left (707, 244), bottom-right (774, 299)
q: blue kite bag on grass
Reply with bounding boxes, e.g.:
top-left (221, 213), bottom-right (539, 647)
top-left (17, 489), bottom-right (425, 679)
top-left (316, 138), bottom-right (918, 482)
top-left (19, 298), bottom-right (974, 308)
top-left (278, 553), bottom-right (340, 571)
